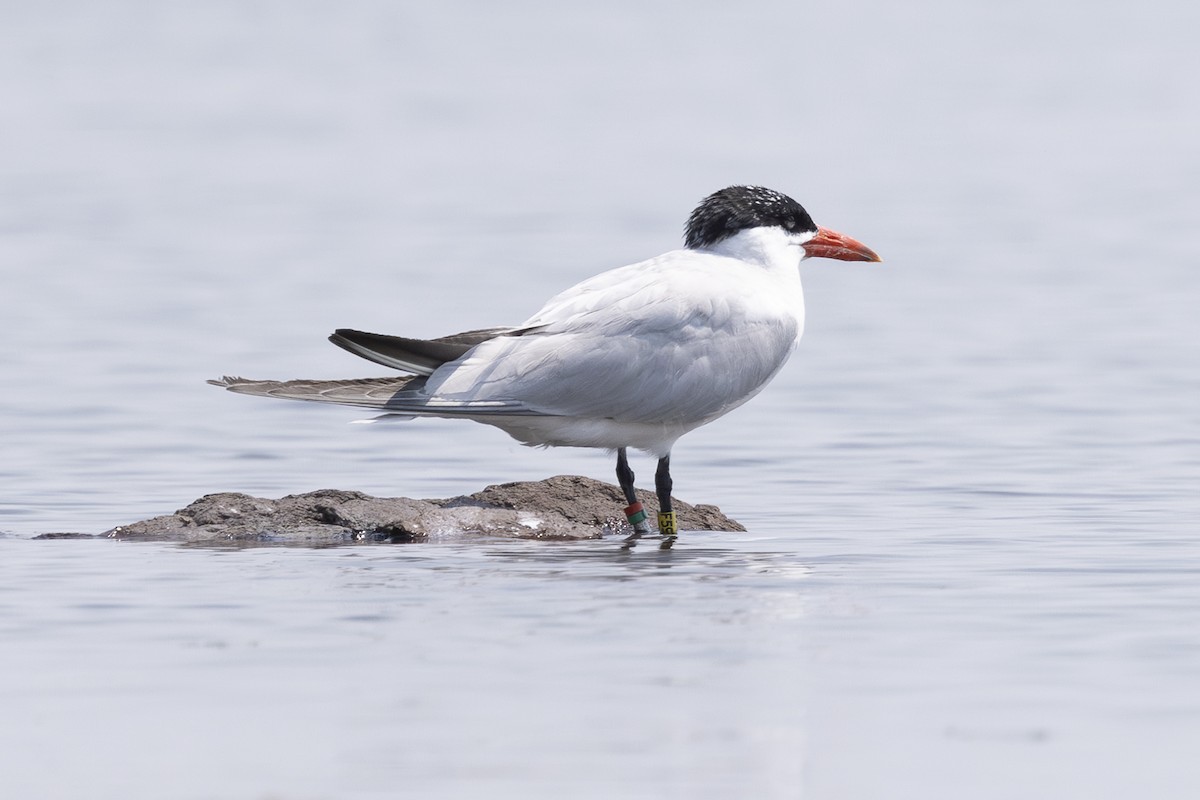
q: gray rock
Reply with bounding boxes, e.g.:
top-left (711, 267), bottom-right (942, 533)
top-left (38, 476), bottom-right (744, 544)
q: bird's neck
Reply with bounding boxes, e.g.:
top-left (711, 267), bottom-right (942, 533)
top-left (704, 227), bottom-right (802, 276)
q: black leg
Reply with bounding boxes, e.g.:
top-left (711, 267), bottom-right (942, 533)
top-left (616, 447), bottom-right (637, 505)
top-left (655, 453), bottom-right (678, 537)
top-left (616, 448), bottom-right (651, 536)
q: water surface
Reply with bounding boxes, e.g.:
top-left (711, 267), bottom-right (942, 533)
top-left (2, 2), bottom-right (1198, 797)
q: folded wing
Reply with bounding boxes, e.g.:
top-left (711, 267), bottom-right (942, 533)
top-left (328, 326), bottom-right (516, 375)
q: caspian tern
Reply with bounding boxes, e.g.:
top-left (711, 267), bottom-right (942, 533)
top-left (210, 186), bottom-right (880, 538)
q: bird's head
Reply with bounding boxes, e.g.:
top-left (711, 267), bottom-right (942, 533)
top-left (684, 186), bottom-right (881, 265)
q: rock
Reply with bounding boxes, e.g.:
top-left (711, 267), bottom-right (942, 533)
top-left (37, 476), bottom-right (744, 544)
top-left (462, 475), bottom-right (743, 533)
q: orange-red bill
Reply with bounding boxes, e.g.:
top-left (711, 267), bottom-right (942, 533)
top-left (802, 226), bottom-right (882, 262)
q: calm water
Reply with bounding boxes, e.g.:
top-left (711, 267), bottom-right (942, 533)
top-left (3, 2), bottom-right (1199, 798)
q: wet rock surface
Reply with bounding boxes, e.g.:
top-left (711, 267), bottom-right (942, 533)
top-left (35, 476), bottom-right (744, 544)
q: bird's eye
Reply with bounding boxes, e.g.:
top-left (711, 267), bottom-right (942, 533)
top-left (784, 217), bottom-right (796, 230)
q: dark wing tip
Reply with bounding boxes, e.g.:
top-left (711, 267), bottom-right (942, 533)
top-left (330, 328), bottom-right (367, 343)
top-left (328, 329), bottom-right (368, 352)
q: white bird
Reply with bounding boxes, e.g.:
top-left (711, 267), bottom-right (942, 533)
top-left (210, 186), bottom-right (881, 538)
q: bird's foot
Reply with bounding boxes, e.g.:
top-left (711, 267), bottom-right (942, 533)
top-left (621, 501), bottom-right (654, 543)
top-left (621, 530), bottom-right (676, 551)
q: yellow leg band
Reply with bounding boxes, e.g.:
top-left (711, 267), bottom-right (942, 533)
top-left (657, 511), bottom-right (678, 536)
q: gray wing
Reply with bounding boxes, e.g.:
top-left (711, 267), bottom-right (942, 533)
top-left (329, 327), bottom-right (524, 375)
top-left (422, 252), bottom-right (803, 424)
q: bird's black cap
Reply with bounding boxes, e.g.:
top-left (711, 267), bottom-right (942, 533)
top-left (684, 186), bottom-right (816, 250)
